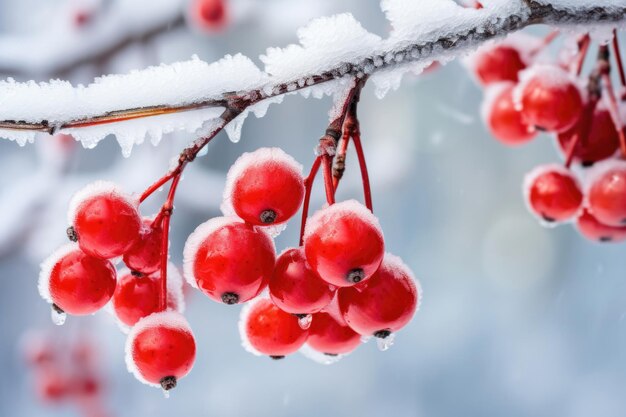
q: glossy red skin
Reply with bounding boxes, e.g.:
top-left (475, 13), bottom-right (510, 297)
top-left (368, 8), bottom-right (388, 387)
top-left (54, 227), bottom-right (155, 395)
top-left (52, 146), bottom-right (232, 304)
top-left (192, 222), bottom-right (275, 304)
top-left (193, 0), bottom-right (228, 31)
top-left (231, 159), bottom-right (305, 226)
top-left (527, 170), bottom-right (582, 222)
top-left (123, 219), bottom-right (163, 275)
top-left (244, 299), bottom-right (309, 356)
top-left (576, 209), bottom-right (626, 243)
top-left (308, 312), bottom-right (361, 355)
top-left (338, 258), bottom-right (418, 336)
top-left (74, 195), bottom-right (141, 259)
top-left (475, 46), bottom-right (526, 85)
top-left (131, 326), bottom-right (196, 384)
top-left (588, 167), bottom-right (626, 226)
top-left (557, 108), bottom-right (619, 165)
top-left (520, 76), bottom-right (583, 132)
top-left (113, 274), bottom-right (159, 327)
top-left (304, 209), bottom-right (385, 287)
top-left (49, 250), bottom-right (116, 315)
top-left (270, 248), bottom-right (335, 315)
top-left (486, 84), bottom-right (536, 145)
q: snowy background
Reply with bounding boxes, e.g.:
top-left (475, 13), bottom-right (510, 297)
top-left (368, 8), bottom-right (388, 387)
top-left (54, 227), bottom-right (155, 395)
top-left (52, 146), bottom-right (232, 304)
top-left (1, 1), bottom-right (626, 416)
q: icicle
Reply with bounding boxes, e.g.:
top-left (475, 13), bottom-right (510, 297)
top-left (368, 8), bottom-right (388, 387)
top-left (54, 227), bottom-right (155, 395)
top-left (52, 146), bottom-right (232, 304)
top-left (298, 314), bottom-right (312, 330)
top-left (376, 333), bottom-right (395, 351)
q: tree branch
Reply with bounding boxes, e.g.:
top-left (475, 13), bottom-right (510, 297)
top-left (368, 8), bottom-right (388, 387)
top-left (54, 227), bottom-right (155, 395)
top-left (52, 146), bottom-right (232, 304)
top-left (0, 0), bottom-right (624, 136)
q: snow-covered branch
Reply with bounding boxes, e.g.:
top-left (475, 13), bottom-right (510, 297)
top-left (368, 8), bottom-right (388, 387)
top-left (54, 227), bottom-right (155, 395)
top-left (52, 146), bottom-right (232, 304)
top-left (0, 0), bottom-right (624, 156)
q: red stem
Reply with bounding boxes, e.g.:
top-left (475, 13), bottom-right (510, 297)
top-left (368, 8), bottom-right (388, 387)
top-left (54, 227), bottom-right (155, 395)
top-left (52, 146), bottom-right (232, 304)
top-left (564, 133), bottom-right (580, 169)
top-left (139, 172), bottom-right (175, 203)
top-left (573, 34), bottom-right (591, 76)
top-left (351, 130), bottom-right (373, 212)
top-left (601, 73), bottom-right (626, 157)
top-left (611, 30), bottom-right (626, 96)
top-left (332, 133), bottom-right (351, 190)
top-left (530, 30), bottom-right (559, 57)
top-left (158, 173), bottom-right (181, 311)
top-left (322, 155), bottom-right (336, 205)
top-left (299, 156), bottom-right (322, 246)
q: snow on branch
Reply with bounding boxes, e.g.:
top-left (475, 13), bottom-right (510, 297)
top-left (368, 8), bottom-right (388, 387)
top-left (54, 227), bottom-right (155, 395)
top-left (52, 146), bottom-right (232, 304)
top-left (0, 0), bottom-right (625, 156)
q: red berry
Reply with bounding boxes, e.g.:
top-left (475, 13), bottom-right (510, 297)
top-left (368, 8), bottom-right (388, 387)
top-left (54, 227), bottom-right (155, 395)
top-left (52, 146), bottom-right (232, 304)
top-left (523, 164), bottom-right (583, 223)
top-left (338, 254), bottom-right (419, 338)
top-left (22, 333), bottom-right (56, 366)
top-left (183, 217), bottom-right (275, 305)
top-left (518, 65), bottom-right (583, 132)
top-left (239, 298), bottom-right (308, 359)
top-left (36, 369), bottom-right (70, 403)
top-left (123, 219), bottom-right (163, 275)
top-left (224, 148), bottom-right (305, 226)
top-left (191, 0), bottom-right (228, 32)
top-left (483, 83), bottom-right (537, 145)
top-left (270, 248), bottom-right (335, 315)
top-left (304, 200), bottom-right (385, 287)
top-left (587, 160), bottom-right (626, 226)
top-left (113, 265), bottom-right (185, 328)
top-left (69, 182), bottom-right (141, 259)
top-left (126, 312), bottom-right (196, 390)
top-left (307, 312), bottom-right (361, 355)
top-left (39, 244), bottom-right (116, 316)
top-left (576, 208), bottom-right (626, 243)
top-left (473, 45), bottom-right (526, 85)
top-left (557, 105), bottom-right (619, 166)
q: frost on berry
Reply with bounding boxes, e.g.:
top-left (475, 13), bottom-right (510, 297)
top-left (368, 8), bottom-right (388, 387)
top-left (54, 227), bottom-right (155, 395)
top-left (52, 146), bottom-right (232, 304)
top-left (338, 253), bottom-right (421, 338)
top-left (183, 216), bottom-right (275, 304)
top-left (39, 243), bottom-right (117, 316)
top-left (238, 297), bottom-right (308, 358)
top-left (68, 181), bottom-right (141, 259)
top-left (481, 82), bottom-right (536, 145)
top-left (112, 263), bottom-right (186, 331)
top-left (303, 200), bottom-right (384, 287)
top-left (522, 164), bottom-right (583, 224)
top-left (584, 159), bottom-right (626, 227)
top-left (299, 344), bottom-right (345, 365)
top-left (125, 311), bottom-right (196, 389)
top-left (221, 148), bottom-right (305, 227)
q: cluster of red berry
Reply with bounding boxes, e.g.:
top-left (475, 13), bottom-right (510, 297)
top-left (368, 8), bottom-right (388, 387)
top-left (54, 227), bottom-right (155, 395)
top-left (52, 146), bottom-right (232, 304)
top-left (38, 143), bottom-right (420, 392)
top-left (472, 31), bottom-right (626, 243)
top-left (23, 332), bottom-right (109, 417)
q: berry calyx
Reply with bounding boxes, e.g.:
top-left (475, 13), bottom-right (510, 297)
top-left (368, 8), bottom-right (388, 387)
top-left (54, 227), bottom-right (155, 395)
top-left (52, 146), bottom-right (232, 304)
top-left (587, 161), bottom-right (626, 226)
top-left (183, 217), bottom-right (275, 304)
top-left (123, 219), bottom-right (163, 275)
top-left (523, 164), bottom-right (583, 223)
top-left (112, 265), bottom-right (184, 328)
top-left (482, 83), bottom-right (536, 145)
top-left (224, 148), bottom-right (305, 226)
top-left (338, 254), bottom-right (419, 337)
top-left (576, 208), bottom-right (626, 243)
top-left (39, 244), bottom-right (117, 316)
top-left (557, 106), bottom-right (619, 166)
top-left (239, 298), bottom-right (309, 358)
top-left (303, 200), bottom-right (385, 287)
top-left (69, 182), bottom-right (141, 259)
top-left (518, 65), bottom-right (583, 132)
top-left (269, 248), bottom-right (335, 315)
top-left (307, 312), bottom-right (361, 355)
top-left (473, 45), bottom-right (527, 85)
top-left (125, 312), bottom-right (196, 390)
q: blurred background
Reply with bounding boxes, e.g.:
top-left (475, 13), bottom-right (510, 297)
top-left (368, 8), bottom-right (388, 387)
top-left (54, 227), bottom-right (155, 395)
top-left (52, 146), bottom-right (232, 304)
top-left (1, 1), bottom-right (625, 416)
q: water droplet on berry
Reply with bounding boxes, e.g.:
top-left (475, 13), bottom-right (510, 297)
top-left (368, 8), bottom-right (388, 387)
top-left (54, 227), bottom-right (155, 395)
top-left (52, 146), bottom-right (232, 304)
top-left (297, 314), bottom-right (312, 330)
top-left (162, 389), bottom-right (170, 399)
top-left (376, 333), bottom-right (395, 352)
top-left (50, 306), bottom-right (66, 326)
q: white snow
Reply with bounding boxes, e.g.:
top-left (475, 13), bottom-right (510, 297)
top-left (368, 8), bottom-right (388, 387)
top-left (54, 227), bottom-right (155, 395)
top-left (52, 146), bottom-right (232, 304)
top-left (66, 180), bottom-right (136, 226)
top-left (124, 310), bottom-right (194, 388)
top-left (303, 199), bottom-right (383, 243)
top-left (513, 64), bottom-right (583, 110)
top-left (299, 343), bottom-right (345, 365)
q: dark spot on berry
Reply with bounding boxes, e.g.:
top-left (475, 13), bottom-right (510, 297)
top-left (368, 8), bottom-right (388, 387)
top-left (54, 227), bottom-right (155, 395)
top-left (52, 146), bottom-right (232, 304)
top-left (324, 353), bottom-right (338, 357)
top-left (374, 329), bottom-right (392, 339)
top-left (160, 376), bottom-right (177, 391)
top-left (293, 313), bottom-right (308, 319)
top-left (269, 355), bottom-right (285, 360)
top-left (52, 304), bottom-right (64, 314)
top-left (131, 270), bottom-right (144, 278)
top-left (599, 236), bottom-right (612, 242)
top-left (259, 209), bottom-right (277, 224)
top-left (346, 268), bottom-right (365, 284)
top-left (221, 292), bottom-right (239, 305)
top-left (534, 125), bottom-right (547, 132)
top-left (582, 161), bottom-right (595, 168)
top-left (541, 214), bottom-right (555, 223)
top-left (66, 226), bottom-right (78, 242)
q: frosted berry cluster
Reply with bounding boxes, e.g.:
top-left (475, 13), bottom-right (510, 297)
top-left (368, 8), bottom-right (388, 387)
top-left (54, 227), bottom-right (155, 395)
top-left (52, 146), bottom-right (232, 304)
top-left (38, 144), bottom-right (421, 393)
top-left (471, 31), bottom-right (626, 243)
